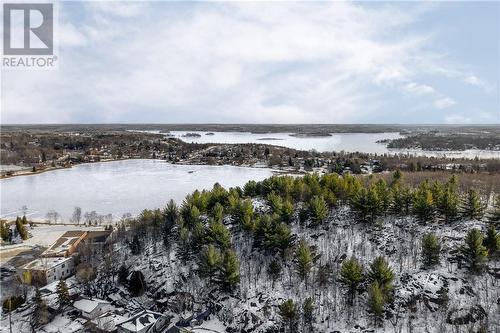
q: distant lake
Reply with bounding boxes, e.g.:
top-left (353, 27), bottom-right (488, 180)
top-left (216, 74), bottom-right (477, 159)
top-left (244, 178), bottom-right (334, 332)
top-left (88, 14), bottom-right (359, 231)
top-left (165, 131), bottom-right (500, 159)
top-left (0, 160), bottom-right (274, 222)
top-left (169, 130), bottom-right (403, 154)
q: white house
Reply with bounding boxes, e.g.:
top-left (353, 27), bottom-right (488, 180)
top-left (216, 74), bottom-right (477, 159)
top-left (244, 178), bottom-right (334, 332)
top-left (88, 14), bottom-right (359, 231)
top-left (73, 297), bottom-right (112, 319)
top-left (19, 256), bottom-right (75, 286)
top-left (116, 310), bottom-right (169, 333)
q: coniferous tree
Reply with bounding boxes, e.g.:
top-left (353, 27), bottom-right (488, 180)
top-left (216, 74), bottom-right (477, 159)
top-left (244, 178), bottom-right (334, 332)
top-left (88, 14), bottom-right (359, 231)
top-left (32, 287), bottom-right (49, 328)
top-left (488, 194), bottom-right (500, 224)
top-left (294, 238), bottom-right (314, 284)
top-left (212, 202), bottom-right (224, 223)
top-left (279, 299), bottom-right (298, 333)
top-left (15, 216), bottom-right (28, 240)
top-left (368, 256), bottom-right (394, 295)
top-left (219, 249), bottom-right (240, 292)
top-left (163, 199), bottom-right (178, 248)
top-left (339, 256), bottom-right (364, 305)
top-left (267, 192), bottom-right (283, 215)
top-left (367, 281), bottom-right (385, 326)
top-left (21, 215), bottom-right (28, 225)
top-left (267, 259), bottom-right (282, 288)
top-left (483, 225), bottom-right (500, 258)
top-left (56, 279), bottom-right (70, 309)
top-left (198, 244), bottom-right (221, 282)
top-left (437, 187), bottom-right (459, 223)
top-left (316, 263), bottom-right (332, 287)
top-left (391, 185), bottom-right (412, 216)
top-left (460, 190), bottom-right (485, 220)
top-left (391, 170), bottom-right (403, 187)
top-left (374, 179), bottom-right (390, 215)
top-left (461, 228), bottom-right (488, 273)
top-left (205, 220), bottom-right (231, 250)
top-left (0, 221), bottom-right (10, 241)
top-left (177, 227), bottom-right (192, 263)
top-left (413, 182), bottom-right (435, 222)
top-left (281, 199), bottom-right (294, 223)
top-left (421, 233), bottom-right (441, 267)
top-left (302, 297), bottom-right (314, 330)
top-left (308, 195), bottom-right (328, 226)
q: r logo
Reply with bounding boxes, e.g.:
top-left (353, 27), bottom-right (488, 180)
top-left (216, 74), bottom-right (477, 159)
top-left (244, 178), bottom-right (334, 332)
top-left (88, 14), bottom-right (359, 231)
top-left (3, 3), bottom-right (53, 55)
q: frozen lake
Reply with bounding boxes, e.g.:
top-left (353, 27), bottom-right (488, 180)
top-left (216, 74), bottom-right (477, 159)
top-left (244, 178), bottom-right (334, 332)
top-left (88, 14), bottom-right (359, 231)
top-left (165, 131), bottom-right (500, 159)
top-left (169, 130), bottom-right (402, 154)
top-left (0, 159), bottom-right (274, 222)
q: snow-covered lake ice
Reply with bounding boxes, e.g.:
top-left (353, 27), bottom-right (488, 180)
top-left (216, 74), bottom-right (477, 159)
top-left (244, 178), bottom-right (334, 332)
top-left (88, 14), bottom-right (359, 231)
top-left (0, 159), bottom-right (274, 222)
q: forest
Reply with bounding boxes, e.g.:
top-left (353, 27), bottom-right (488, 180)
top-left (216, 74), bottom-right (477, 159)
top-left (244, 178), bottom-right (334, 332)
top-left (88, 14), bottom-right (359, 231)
top-left (5, 170), bottom-right (498, 332)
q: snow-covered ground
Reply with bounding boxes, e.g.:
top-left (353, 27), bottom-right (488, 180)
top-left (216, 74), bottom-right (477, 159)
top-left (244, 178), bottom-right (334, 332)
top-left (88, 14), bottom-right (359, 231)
top-left (1, 206), bottom-right (499, 332)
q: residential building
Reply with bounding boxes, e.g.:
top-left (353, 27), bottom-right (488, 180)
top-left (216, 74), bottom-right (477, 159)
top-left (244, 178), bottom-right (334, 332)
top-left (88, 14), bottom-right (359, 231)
top-left (19, 256), bottom-right (75, 286)
top-left (73, 297), bottom-right (113, 319)
top-left (117, 310), bottom-right (169, 333)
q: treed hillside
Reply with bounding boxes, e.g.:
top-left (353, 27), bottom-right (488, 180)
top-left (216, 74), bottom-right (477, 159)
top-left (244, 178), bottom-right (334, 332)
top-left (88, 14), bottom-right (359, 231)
top-left (4, 171), bottom-right (500, 332)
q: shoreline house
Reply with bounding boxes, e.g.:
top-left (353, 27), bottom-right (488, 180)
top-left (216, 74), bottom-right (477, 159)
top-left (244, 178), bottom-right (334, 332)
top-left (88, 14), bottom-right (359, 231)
top-left (19, 256), bottom-right (75, 286)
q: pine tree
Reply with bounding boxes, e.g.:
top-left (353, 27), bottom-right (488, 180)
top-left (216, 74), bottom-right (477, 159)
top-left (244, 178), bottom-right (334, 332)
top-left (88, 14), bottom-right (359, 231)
top-left (374, 179), bottom-right (390, 215)
top-left (267, 259), bottom-right (282, 288)
top-left (483, 225), bottom-right (500, 258)
top-left (0, 221), bottom-right (10, 241)
top-left (163, 199), bottom-right (178, 249)
top-left (267, 192), bottom-right (283, 215)
top-left (21, 215), bottom-right (28, 225)
top-left (212, 202), bottom-right (224, 223)
top-left (281, 199), bottom-right (294, 223)
top-left (460, 190), bottom-right (484, 220)
top-left (219, 249), bottom-right (240, 292)
top-left (391, 170), bottom-right (403, 187)
top-left (461, 228), bottom-right (488, 273)
top-left (367, 281), bottom-right (385, 326)
top-left (294, 238), bottom-right (314, 284)
top-left (437, 187), bottom-right (459, 223)
top-left (177, 226), bottom-right (192, 263)
top-left (309, 195), bottom-right (328, 226)
top-left (56, 279), bottom-right (70, 309)
top-left (368, 256), bottom-right (394, 295)
top-left (487, 194), bottom-right (500, 224)
top-left (32, 288), bottom-right (49, 328)
top-left (302, 297), bottom-right (314, 330)
top-left (279, 299), bottom-right (298, 333)
top-left (316, 263), bottom-right (332, 287)
top-left (413, 182), bottom-right (435, 222)
top-left (205, 220), bottom-right (231, 250)
top-left (15, 217), bottom-right (28, 240)
top-left (198, 244), bottom-right (221, 282)
top-left (391, 185), bottom-right (412, 216)
top-left (421, 233), bottom-right (441, 267)
top-left (339, 256), bottom-right (364, 305)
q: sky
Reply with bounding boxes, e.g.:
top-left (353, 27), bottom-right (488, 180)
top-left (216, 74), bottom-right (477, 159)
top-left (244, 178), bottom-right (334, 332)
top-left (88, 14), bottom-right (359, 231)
top-left (1, 1), bottom-right (499, 124)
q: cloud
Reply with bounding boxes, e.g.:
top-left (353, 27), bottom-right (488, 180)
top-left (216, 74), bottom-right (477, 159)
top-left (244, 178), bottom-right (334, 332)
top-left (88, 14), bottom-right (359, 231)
top-left (434, 97), bottom-right (457, 110)
top-left (1, 2), bottom-right (497, 124)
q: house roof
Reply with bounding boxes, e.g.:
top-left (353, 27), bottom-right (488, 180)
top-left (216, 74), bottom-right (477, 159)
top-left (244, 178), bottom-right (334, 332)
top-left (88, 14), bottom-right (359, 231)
top-left (42, 230), bottom-right (87, 256)
top-left (73, 297), bottom-right (110, 313)
top-left (22, 256), bottom-right (73, 271)
top-left (118, 310), bottom-right (166, 332)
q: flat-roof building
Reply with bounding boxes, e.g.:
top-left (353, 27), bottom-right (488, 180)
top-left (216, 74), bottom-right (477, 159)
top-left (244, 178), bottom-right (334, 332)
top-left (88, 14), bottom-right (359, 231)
top-left (19, 256), bottom-right (75, 286)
